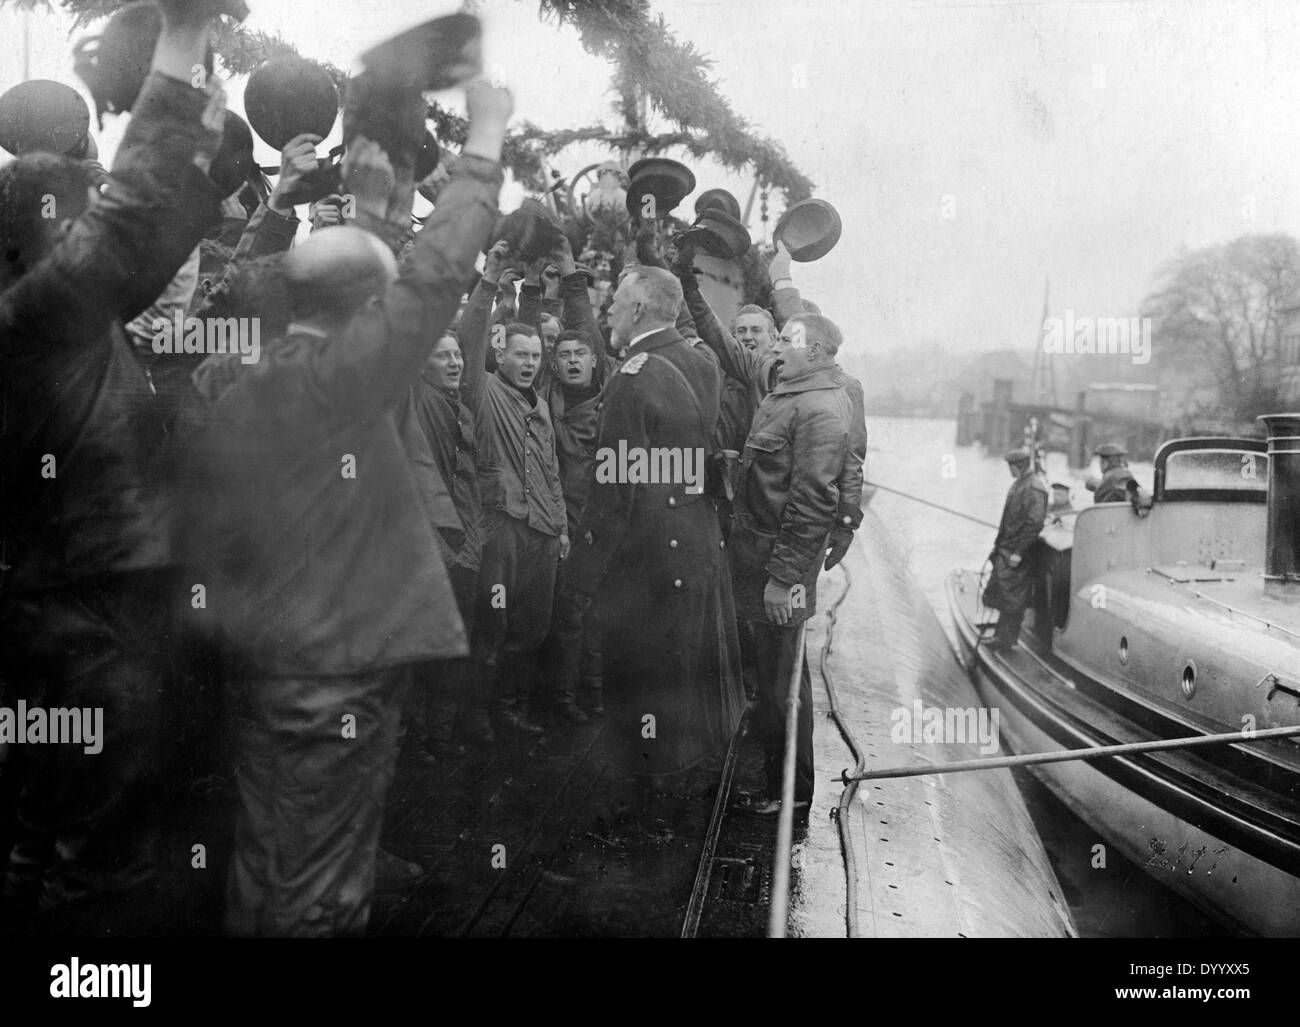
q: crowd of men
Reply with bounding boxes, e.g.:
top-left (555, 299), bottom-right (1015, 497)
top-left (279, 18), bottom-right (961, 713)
top-left (0, 4), bottom-right (866, 938)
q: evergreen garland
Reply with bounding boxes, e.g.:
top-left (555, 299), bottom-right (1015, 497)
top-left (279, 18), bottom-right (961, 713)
top-left (10, 0), bottom-right (814, 201)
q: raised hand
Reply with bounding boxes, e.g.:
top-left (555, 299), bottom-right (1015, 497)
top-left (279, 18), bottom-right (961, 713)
top-left (342, 136), bottom-right (396, 221)
top-left (462, 79), bottom-right (513, 163)
top-left (768, 239), bottom-right (792, 285)
top-left (482, 240), bottom-right (513, 285)
top-left (310, 194), bottom-right (345, 231)
top-left (269, 133), bottom-right (322, 214)
top-left (550, 234), bottom-right (576, 277)
top-left (192, 77), bottom-right (227, 174)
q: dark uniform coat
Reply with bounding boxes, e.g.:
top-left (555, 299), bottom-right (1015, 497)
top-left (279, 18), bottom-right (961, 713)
top-left (567, 325), bottom-right (744, 778)
top-left (985, 471), bottom-right (1049, 613)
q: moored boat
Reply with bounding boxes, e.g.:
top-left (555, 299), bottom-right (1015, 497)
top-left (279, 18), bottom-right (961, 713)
top-left (947, 415), bottom-right (1300, 936)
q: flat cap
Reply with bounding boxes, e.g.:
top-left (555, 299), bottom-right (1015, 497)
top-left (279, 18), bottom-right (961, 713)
top-left (1094, 442), bottom-right (1127, 458)
top-left (1004, 448), bottom-right (1033, 464)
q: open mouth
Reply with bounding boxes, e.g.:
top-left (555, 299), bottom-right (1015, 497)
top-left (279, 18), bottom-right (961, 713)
top-left (565, 366), bottom-right (582, 379)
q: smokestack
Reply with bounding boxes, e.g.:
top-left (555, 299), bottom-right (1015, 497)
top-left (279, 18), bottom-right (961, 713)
top-left (1259, 413), bottom-right (1300, 599)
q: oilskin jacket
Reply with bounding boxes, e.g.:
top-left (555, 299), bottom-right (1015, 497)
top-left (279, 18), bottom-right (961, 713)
top-left (730, 362), bottom-right (854, 625)
top-left (680, 274), bottom-right (866, 533)
top-left (0, 72), bottom-right (224, 594)
top-left (985, 470), bottom-right (1049, 613)
top-left (187, 154), bottom-right (503, 674)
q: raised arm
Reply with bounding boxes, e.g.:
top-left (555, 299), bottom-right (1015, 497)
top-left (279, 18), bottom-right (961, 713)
top-left (460, 240), bottom-right (511, 408)
top-left (673, 246), bottom-right (769, 393)
top-left (339, 84), bottom-right (510, 407)
top-left (550, 235), bottom-right (606, 386)
top-left (1, 10), bottom-right (226, 345)
top-left (768, 241), bottom-right (807, 328)
top-left (243, 84), bottom-right (508, 426)
top-left (229, 133), bottom-right (322, 261)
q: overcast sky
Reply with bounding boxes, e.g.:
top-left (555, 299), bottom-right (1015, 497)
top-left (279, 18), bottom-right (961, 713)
top-left (4, 0), bottom-right (1300, 359)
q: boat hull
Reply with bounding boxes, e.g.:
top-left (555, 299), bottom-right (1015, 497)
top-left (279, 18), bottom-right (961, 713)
top-left (948, 568), bottom-right (1300, 936)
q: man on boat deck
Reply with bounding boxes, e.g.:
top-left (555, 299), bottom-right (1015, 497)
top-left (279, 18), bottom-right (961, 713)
top-left (1087, 442), bottom-right (1153, 515)
top-left (985, 448), bottom-right (1049, 652)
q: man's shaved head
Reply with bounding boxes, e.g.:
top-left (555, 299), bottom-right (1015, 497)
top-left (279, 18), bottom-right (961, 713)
top-left (283, 225), bottom-right (398, 323)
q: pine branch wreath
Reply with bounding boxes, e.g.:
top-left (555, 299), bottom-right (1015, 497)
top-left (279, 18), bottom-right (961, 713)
top-left (9, 0), bottom-right (814, 201)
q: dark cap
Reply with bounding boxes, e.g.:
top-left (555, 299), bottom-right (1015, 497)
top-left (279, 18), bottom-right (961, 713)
top-left (1094, 442), bottom-right (1127, 458)
top-left (0, 80), bottom-right (90, 157)
top-left (1004, 448), bottom-right (1032, 465)
top-left (1050, 481), bottom-right (1070, 492)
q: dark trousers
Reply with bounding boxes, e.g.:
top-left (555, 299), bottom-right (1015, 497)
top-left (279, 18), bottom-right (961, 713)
top-left (750, 621), bottom-right (815, 804)
top-left (224, 665), bottom-right (410, 937)
top-left (987, 551), bottom-right (1031, 646)
top-left (0, 571), bottom-right (174, 934)
top-left (408, 562), bottom-right (479, 745)
top-left (993, 607), bottom-right (1025, 646)
top-left (473, 514), bottom-right (559, 708)
top-left (542, 563), bottom-right (602, 705)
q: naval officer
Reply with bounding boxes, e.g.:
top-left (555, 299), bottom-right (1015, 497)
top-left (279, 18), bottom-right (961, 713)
top-left (565, 266), bottom-right (745, 800)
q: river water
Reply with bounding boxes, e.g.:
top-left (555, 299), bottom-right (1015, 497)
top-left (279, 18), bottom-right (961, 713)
top-left (863, 416), bottom-right (1225, 938)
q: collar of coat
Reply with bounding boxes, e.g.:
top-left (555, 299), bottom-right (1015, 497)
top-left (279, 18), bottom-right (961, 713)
top-left (770, 361), bottom-right (844, 395)
top-left (626, 325), bottom-right (683, 355)
top-left (491, 368), bottom-right (540, 410)
top-left (1012, 470), bottom-right (1049, 493)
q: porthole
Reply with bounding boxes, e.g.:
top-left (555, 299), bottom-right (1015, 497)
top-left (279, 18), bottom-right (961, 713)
top-left (1118, 636), bottom-right (1129, 665)
top-left (1181, 661), bottom-right (1196, 699)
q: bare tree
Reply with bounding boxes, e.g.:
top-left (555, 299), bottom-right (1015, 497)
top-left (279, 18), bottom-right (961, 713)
top-left (1141, 234), bottom-right (1300, 420)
